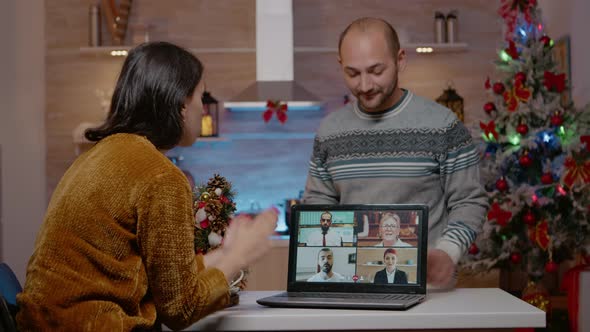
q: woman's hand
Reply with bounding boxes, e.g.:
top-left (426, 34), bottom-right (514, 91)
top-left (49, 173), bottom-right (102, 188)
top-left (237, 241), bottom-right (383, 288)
top-left (210, 208), bottom-right (278, 283)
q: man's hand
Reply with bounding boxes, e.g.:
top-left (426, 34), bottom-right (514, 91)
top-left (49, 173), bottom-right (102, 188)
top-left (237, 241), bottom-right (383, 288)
top-left (427, 249), bottom-right (455, 288)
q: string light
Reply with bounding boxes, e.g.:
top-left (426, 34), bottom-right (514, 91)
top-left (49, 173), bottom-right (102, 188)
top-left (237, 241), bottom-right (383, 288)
top-left (543, 133), bottom-right (552, 143)
top-left (500, 50), bottom-right (511, 62)
top-left (509, 134), bottom-right (521, 145)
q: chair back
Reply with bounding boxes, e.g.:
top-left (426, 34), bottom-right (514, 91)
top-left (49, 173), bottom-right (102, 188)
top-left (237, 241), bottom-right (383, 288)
top-left (0, 295), bottom-right (18, 332)
top-left (0, 263), bottom-right (21, 331)
top-left (0, 263), bottom-right (22, 306)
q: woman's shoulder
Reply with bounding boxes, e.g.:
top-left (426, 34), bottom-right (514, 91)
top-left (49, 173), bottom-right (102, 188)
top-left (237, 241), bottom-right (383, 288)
top-left (82, 133), bottom-right (186, 186)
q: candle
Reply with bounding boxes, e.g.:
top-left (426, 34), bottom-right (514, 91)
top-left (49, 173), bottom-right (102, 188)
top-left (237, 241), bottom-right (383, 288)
top-left (201, 114), bottom-right (213, 137)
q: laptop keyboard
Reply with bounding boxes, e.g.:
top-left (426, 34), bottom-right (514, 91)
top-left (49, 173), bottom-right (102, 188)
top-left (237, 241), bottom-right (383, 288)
top-left (280, 292), bottom-right (419, 301)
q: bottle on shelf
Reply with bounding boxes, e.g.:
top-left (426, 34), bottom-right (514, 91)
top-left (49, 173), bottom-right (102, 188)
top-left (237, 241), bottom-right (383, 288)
top-left (88, 4), bottom-right (101, 47)
top-left (434, 11), bottom-right (446, 44)
top-left (446, 11), bottom-right (459, 44)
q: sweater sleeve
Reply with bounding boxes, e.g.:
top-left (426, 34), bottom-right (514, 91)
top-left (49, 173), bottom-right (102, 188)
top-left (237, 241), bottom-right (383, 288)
top-left (302, 136), bottom-right (340, 204)
top-left (434, 120), bottom-right (489, 264)
top-left (136, 170), bottom-right (230, 330)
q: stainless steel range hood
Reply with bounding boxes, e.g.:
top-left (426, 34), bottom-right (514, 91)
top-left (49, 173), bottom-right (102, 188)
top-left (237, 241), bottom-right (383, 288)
top-left (223, 0), bottom-right (322, 112)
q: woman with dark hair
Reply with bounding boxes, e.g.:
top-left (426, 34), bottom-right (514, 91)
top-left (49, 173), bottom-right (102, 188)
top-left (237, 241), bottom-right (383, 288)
top-left (16, 42), bottom-right (278, 331)
top-left (373, 248), bottom-right (408, 284)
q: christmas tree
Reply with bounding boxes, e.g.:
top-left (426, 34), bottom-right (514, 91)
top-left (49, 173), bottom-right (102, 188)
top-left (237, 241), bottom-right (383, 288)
top-left (462, 0), bottom-right (590, 282)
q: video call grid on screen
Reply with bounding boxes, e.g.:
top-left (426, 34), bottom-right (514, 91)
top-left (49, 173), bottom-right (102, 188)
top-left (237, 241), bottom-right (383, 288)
top-left (294, 209), bottom-right (422, 285)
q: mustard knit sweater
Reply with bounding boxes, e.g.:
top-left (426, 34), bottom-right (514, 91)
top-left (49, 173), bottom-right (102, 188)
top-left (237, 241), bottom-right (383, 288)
top-left (17, 133), bottom-right (230, 331)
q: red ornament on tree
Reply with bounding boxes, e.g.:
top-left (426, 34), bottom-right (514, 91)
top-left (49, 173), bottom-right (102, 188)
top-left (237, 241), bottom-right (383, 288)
top-left (484, 102), bottom-right (496, 114)
top-left (493, 82), bottom-right (506, 95)
top-left (523, 210), bottom-right (536, 225)
top-left (541, 172), bottom-right (553, 184)
top-left (519, 153), bottom-right (533, 167)
top-left (550, 113), bottom-right (563, 126)
top-left (515, 71), bottom-right (527, 83)
top-left (545, 261), bottom-right (558, 273)
top-left (496, 177), bottom-right (509, 192)
top-left (468, 243), bottom-right (479, 255)
top-left (516, 123), bottom-right (529, 135)
top-left (488, 202), bottom-right (513, 227)
top-left (510, 252), bottom-right (522, 264)
top-left (539, 35), bottom-right (551, 46)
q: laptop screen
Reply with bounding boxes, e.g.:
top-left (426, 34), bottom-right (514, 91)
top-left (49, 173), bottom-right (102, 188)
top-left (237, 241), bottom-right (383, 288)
top-left (287, 204), bottom-right (428, 294)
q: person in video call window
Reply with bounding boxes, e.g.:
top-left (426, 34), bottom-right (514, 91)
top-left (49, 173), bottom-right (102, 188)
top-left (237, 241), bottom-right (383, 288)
top-left (375, 212), bottom-right (412, 247)
top-left (307, 248), bottom-right (345, 282)
top-left (306, 211), bottom-right (343, 246)
top-left (373, 248), bottom-right (408, 284)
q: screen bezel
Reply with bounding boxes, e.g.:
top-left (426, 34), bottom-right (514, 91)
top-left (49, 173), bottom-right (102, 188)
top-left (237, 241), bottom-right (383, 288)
top-left (287, 204), bottom-right (428, 294)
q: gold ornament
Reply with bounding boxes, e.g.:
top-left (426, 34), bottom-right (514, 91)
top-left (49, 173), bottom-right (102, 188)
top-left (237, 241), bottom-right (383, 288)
top-left (200, 192), bottom-right (211, 201)
top-left (521, 280), bottom-right (551, 312)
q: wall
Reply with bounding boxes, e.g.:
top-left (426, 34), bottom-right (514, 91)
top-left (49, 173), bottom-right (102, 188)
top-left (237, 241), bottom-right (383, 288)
top-left (0, 1), bottom-right (46, 282)
top-left (538, 0), bottom-right (590, 106)
top-left (46, 0), bottom-right (257, 197)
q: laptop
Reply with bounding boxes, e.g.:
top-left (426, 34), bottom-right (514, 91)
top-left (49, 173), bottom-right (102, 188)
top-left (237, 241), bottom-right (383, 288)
top-left (257, 204), bottom-right (428, 310)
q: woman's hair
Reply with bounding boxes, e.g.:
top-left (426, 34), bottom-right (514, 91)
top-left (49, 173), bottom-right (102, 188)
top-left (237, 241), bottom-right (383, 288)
top-left (379, 212), bottom-right (401, 228)
top-left (383, 248), bottom-right (397, 259)
top-left (85, 41), bottom-right (204, 150)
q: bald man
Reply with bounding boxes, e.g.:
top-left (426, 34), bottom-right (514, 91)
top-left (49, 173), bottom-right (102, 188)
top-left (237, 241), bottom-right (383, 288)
top-left (302, 17), bottom-right (488, 288)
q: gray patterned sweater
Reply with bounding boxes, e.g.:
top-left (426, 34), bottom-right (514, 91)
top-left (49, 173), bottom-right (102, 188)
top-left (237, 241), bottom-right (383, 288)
top-left (302, 90), bottom-right (488, 264)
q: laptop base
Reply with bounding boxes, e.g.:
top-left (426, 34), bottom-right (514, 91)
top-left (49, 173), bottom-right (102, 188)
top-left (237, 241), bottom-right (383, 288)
top-left (257, 292), bottom-right (425, 310)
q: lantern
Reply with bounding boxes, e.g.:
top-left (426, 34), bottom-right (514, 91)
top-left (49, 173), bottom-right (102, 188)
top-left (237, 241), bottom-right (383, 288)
top-left (436, 85), bottom-right (465, 122)
top-left (200, 91), bottom-right (219, 137)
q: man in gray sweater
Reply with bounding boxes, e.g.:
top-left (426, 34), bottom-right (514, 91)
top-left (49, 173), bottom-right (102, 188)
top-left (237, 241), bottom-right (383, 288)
top-left (303, 17), bottom-right (488, 288)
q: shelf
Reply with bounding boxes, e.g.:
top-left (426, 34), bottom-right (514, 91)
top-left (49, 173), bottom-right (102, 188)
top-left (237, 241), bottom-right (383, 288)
top-left (196, 132), bottom-right (316, 142)
top-left (294, 43), bottom-right (468, 54)
top-left (197, 136), bottom-right (229, 142)
top-left (79, 43), bottom-right (468, 57)
top-left (79, 46), bottom-right (256, 57)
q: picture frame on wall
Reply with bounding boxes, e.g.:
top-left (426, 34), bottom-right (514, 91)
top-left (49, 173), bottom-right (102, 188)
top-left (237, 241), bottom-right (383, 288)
top-left (552, 35), bottom-right (572, 107)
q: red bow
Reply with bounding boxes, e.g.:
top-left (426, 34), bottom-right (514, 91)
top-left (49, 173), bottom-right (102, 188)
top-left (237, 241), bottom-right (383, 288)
top-left (487, 202), bottom-right (512, 226)
top-left (263, 100), bottom-right (288, 124)
top-left (503, 80), bottom-right (531, 111)
top-left (563, 156), bottom-right (590, 188)
top-left (480, 120), bottom-right (499, 141)
top-left (561, 254), bottom-right (590, 332)
top-left (543, 71), bottom-right (566, 93)
top-left (528, 220), bottom-right (549, 250)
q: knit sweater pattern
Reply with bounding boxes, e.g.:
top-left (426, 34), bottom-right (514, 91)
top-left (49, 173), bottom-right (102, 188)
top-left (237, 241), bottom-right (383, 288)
top-left (17, 133), bottom-right (229, 331)
top-left (303, 91), bottom-right (488, 263)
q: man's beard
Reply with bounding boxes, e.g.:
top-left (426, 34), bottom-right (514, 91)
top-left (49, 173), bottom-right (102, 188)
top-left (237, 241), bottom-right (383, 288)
top-left (321, 225), bottom-right (329, 234)
top-left (321, 263), bottom-right (332, 273)
top-left (357, 72), bottom-right (398, 112)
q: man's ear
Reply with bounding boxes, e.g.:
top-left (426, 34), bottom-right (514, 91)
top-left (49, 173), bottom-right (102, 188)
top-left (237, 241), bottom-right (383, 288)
top-left (181, 106), bottom-right (187, 120)
top-left (337, 55), bottom-right (342, 65)
top-left (397, 49), bottom-right (407, 72)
